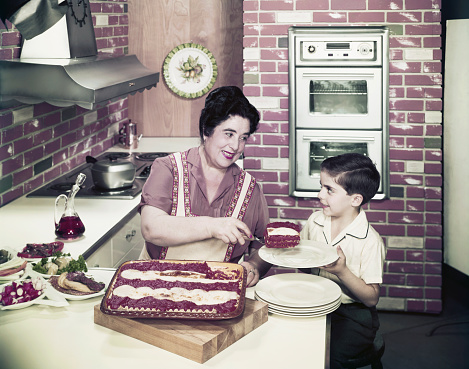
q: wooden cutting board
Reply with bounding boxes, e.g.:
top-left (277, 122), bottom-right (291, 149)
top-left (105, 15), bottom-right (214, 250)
top-left (94, 298), bottom-right (268, 363)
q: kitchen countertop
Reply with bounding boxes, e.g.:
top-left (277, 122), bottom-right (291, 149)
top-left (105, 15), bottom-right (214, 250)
top-left (0, 288), bottom-right (329, 369)
top-left (0, 137), bottom-right (329, 369)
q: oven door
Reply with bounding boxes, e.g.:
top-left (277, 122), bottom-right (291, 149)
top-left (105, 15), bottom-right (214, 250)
top-left (294, 129), bottom-right (383, 196)
top-left (295, 67), bottom-right (382, 130)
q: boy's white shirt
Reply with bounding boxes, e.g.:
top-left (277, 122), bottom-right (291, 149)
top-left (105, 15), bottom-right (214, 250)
top-left (300, 209), bottom-right (386, 304)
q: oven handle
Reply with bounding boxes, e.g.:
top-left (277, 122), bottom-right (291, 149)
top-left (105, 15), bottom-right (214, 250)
top-left (303, 136), bottom-right (375, 142)
top-left (301, 73), bottom-right (376, 79)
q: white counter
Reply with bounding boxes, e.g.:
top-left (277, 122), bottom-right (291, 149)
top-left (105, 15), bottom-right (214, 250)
top-left (0, 137), bottom-right (328, 369)
top-left (0, 289), bottom-right (329, 369)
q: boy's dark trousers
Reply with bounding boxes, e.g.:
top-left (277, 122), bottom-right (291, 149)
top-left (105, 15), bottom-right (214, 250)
top-left (329, 302), bottom-right (380, 369)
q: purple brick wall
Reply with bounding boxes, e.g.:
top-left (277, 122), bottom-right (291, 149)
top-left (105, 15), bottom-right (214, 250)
top-left (0, 0), bottom-right (129, 207)
top-left (243, 0), bottom-right (443, 313)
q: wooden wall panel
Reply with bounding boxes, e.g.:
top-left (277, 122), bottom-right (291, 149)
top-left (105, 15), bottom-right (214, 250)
top-left (128, 0), bottom-right (243, 137)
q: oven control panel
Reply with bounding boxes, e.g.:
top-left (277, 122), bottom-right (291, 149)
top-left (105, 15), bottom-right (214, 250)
top-left (301, 41), bottom-right (376, 61)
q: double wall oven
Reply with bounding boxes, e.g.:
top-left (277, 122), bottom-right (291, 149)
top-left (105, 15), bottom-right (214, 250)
top-left (288, 26), bottom-right (389, 199)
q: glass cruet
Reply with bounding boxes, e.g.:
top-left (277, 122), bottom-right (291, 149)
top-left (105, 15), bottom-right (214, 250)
top-left (54, 173), bottom-right (86, 240)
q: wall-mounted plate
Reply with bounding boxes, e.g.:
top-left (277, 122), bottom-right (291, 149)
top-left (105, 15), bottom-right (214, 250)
top-left (163, 43), bottom-right (217, 99)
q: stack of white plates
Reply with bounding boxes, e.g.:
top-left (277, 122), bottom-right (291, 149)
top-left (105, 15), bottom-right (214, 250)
top-left (254, 273), bottom-right (342, 317)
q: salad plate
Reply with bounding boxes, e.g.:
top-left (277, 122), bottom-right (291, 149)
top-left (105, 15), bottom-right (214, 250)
top-left (258, 239), bottom-right (339, 268)
top-left (0, 278), bottom-right (47, 310)
top-left (0, 271), bottom-right (25, 283)
top-left (49, 268), bottom-right (116, 301)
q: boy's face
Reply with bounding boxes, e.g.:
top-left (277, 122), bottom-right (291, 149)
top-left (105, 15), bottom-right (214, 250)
top-left (318, 170), bottom-right (358, 218)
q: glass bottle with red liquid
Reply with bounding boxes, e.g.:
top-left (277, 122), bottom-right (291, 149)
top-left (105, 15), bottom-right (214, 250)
top-left (54, 173), bottom-right (86, 240)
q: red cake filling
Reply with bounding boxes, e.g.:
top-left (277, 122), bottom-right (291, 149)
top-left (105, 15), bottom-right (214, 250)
top-left (263, 221), bottom-right (301, 248)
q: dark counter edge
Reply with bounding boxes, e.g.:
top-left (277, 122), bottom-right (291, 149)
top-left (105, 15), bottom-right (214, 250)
top-left (82, 206), bottom-right (139, 260)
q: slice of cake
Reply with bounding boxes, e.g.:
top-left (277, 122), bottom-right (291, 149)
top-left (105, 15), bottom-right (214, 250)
top-left (263, 221), bottom-right (301, 249)
top-left (100, 260), bottom-right (246, 320)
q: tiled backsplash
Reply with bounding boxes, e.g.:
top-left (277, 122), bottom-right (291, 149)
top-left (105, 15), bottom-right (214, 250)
top-left (242, 0), bottom-right (443, 313)
top-left (0, 0), bottom-right (129, 206)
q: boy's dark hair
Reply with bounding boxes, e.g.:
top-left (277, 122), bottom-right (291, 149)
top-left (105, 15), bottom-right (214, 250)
top-left (320, 153), bottom-right (380, 205)
top-left (199, 86), bottom-right (260, 141)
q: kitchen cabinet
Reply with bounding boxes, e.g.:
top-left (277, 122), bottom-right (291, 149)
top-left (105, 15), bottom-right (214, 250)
top-left (86, 212), bottom-right (144, 268)
top-left (127, 0), bottom-right (244, 137)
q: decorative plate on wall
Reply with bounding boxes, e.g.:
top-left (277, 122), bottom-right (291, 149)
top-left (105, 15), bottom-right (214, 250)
top-left (163, 43), bottom-right (217, 99)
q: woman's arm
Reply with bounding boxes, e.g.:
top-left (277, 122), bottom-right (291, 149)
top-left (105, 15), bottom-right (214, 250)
top-left (141, 205), bottom-right (253, 247)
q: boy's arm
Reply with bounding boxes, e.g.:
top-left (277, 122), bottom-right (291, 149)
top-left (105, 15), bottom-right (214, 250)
top-left (320, 245), bottom-right (380, 307)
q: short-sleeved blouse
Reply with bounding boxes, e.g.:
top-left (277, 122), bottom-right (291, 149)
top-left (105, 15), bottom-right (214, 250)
top-left (138, 147), bottom-right (269, 261)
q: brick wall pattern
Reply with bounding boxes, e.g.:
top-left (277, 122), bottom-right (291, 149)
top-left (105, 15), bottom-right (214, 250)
top-left (242, 0), bottom-right (443, 313)
top-left (0, 0), bottom-right (129, 207)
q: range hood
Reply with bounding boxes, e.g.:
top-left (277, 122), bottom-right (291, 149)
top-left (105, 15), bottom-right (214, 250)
top-left (0, 0), bottom-right (158, 110)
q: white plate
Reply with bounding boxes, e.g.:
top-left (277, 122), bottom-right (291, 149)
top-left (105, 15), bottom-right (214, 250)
top-left (255, 273), bottom-right (341, 308)
top-left (258, 240), bottom-right (339, 268)
top-left (50, 268), bottom-right (116, 301)
top-left (1, 282), bottom-right (47, 310)
top-left (263, 301), bottom-right (341, 318)
top-left (254, 291), bottom-right (341, 313)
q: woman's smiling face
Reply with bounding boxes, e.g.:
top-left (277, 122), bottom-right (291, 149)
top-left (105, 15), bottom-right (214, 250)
top-left (203, 115), bottom-right (250, 169)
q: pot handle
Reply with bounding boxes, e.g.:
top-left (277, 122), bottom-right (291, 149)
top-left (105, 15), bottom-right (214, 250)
top-left (86, 155), bottom-right (97, 164)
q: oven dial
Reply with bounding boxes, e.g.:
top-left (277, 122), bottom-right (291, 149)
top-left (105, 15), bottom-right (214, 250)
top-left (307, 45), bottom-right (316, 53)
top-left (359, 43), bottom-right (372, 55)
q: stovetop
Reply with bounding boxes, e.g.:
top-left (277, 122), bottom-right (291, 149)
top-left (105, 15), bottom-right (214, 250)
top-left (27, 152), bottom-right (169, 199)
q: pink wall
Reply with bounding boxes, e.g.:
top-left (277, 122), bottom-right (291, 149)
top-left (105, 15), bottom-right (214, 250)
top-left (0, 0), bottom-right (129, 207)
top-left (242, 0), bottom-right (443, 313)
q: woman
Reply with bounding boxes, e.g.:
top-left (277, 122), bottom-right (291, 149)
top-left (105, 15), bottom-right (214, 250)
top-left (139, 86), bottom-right (271, 286)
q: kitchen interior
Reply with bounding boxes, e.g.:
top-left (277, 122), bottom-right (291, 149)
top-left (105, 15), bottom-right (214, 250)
top-left (0, 1), bottom-right (468, 369)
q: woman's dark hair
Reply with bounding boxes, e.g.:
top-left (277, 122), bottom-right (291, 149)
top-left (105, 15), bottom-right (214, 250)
top-left (199, 86), bottom-right (260, 140)
top-left (320, 153), bottom-right (381, 205)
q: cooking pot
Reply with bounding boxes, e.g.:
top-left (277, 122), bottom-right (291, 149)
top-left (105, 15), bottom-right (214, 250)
top-left (86, 156), bottom-right (136, 190)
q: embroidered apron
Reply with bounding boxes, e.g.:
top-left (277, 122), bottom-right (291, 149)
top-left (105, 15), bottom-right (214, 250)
top-left (143, 150), bottom-right (256, 262)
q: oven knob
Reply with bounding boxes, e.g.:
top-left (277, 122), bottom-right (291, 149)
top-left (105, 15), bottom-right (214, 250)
top-left (359, 43), bottom-right (372, 55)
top-left (307, 45), bottom-right (316, 53)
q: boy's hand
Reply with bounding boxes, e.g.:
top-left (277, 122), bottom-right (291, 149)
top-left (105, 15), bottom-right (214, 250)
top-left (319, 245), bottom-right (347, 277)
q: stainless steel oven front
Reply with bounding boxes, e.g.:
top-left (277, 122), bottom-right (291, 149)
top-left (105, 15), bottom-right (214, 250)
top-left (296, 129), bottom-right (383, 192)
top-left (289, 26), bottom-right (389, 199)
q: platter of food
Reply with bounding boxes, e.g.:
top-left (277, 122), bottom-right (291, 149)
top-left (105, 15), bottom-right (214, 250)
top-left (0, 247), bottom-right (27, 282)
top-left (100, 260), bottom-right (247, 320)
top-left (17, 242), bottom-right (64, 261)
top-left (48, 268), bottom-right (115, 301)
top-left (31, 252), bottom-right (88, 279)
top-left (0, 277), bottom-right (47, 310)
top-left (258, 239), bottom-right (339, 268)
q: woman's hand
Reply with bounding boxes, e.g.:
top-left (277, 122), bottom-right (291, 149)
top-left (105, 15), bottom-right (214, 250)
top-left (208, 217), bottom-right (252, 245)
top-left (240, 261), bottom-right (260, 287)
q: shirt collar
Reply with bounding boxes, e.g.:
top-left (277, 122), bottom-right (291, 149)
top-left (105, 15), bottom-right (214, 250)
top-left (314, 209), bottom-right (370, 245)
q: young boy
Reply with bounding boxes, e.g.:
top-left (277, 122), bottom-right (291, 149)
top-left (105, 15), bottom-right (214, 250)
top-left (300, 153), bottom-right (386, 369)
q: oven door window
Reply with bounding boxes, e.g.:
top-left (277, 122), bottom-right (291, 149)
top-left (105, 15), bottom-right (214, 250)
top-left (295, 67), bottom-right (382, 130)
top-left (310, 80), bottom-right (368, 115)
top-left (295, 129), bottom-right (383, 194)
top-left (309, 142), bottom-right (368, 177)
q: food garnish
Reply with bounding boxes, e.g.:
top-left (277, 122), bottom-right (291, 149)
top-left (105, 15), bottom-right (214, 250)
top-left (32, 252), bottom-right (87, 275)
top-left (0, 278), bottom-right (45, 306)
